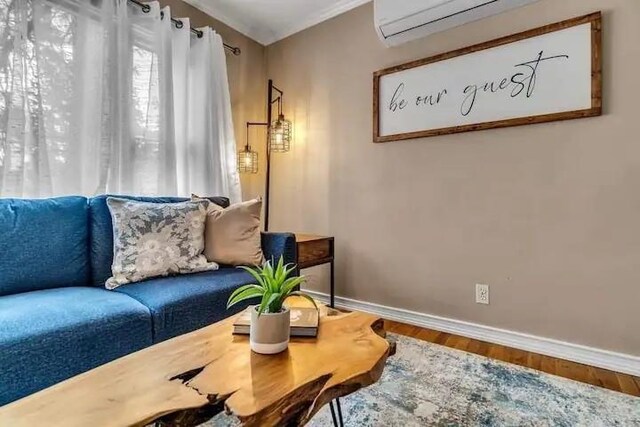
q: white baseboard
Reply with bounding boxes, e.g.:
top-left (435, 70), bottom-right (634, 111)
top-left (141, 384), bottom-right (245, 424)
top-left (305, 290), bottom-right (640, 377)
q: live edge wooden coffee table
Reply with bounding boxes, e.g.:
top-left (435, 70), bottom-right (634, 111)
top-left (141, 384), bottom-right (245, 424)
top-left (0, 302), bottom-right (394, 427)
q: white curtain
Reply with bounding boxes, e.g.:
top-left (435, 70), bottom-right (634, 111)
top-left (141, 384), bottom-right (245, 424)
top-left (0, 0), bottom-right (241, 201)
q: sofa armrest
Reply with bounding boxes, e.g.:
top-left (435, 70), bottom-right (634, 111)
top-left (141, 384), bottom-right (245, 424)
top-left (261, 232), bottom-right (298, 274)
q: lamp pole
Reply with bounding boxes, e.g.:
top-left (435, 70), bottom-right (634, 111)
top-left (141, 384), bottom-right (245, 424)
top-left (241, 79), bottom-right (285, 232)
top-left (265, 79), bottom-right (285, 231)
top-left (265, 79), bottom-right (274, 232)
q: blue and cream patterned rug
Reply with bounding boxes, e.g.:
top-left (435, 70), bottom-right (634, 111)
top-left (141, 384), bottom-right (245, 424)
top-left (204, 334), bottom-right (640, 426)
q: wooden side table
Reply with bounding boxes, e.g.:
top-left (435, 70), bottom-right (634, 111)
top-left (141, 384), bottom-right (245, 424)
top-left (295, 234), bottom-right (335, 308)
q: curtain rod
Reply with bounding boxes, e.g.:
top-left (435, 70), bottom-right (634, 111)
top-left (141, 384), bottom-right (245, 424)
top-left (128, 0), bottom-right (241, 55)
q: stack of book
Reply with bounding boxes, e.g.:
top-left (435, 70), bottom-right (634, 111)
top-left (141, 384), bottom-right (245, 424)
top-left (233, 306), bottom-right (319, 337)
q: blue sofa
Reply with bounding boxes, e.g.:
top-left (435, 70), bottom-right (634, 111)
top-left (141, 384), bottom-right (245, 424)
top-left (0, 195), bottom-right (296, 406)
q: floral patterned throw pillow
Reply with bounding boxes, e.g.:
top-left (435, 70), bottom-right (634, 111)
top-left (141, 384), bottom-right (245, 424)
top-left (105, 198), bottom-right (218, 289)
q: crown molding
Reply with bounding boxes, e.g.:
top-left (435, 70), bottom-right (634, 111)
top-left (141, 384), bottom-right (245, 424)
top-left (266, 0), bottom-right (371, 45)
top-left (184, 0), bottom-right (371, 46)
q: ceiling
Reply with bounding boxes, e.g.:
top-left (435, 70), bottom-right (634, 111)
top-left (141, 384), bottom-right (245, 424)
top-left (184, 0), bottom-right (371, 45)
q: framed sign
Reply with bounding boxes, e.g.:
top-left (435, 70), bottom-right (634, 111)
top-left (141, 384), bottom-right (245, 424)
top-left (373, 12), bottom-right (602, 143)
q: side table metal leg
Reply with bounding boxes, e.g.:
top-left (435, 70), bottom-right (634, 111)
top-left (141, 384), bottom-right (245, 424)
top-left (330, 258), bottom-right (335, 308)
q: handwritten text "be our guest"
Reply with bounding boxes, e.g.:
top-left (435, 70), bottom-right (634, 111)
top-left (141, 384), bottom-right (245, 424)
top-left (387, 51), bottom-right (569, 117)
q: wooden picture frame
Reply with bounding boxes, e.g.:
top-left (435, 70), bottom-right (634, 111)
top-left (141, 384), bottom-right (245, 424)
top-left (372, 12), bottom-right (602, 143)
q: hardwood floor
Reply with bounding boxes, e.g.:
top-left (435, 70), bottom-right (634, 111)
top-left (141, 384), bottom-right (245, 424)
top-left (384, 320), bottom-right (640, 397)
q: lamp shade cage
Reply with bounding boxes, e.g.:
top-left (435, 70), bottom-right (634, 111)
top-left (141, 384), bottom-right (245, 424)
top-left (269, 114), bottom-right (292, 153)
top-left (238, 146), bottom-right (258, 174)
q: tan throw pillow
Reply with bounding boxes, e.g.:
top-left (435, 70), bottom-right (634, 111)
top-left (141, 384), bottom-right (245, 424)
top-left (193, 197), bottom-right (264, 266)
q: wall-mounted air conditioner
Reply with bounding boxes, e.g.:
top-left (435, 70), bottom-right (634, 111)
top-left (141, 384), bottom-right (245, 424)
top-left (375, 0), bottom-right (541, 47)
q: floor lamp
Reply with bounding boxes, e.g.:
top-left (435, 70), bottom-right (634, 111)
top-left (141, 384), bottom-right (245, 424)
top-left (237, 80), bottom-right (292, 231)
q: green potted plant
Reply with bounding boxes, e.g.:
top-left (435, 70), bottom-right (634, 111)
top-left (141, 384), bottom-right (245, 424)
top-left (227, 256), bottom-right (317, 354)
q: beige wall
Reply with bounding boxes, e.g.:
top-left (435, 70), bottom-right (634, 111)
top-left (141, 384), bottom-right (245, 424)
top-left (160, 0), bottom-right (268, 200)
top-left (266, 0), bottom-right (640, 355)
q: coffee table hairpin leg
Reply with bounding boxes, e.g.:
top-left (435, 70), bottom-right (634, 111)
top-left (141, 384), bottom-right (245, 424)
top-left (330, 399), bottom-right (344, 427)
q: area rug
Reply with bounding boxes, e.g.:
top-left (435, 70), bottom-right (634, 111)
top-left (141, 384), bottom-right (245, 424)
top-left (202, 334), bottom-right (640, 426)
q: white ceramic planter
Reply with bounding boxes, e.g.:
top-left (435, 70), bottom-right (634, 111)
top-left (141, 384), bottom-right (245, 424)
top-left (250, 306), bottom-right (290, 354)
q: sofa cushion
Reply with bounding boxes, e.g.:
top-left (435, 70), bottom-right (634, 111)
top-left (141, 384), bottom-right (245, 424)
top-left (115, 268), bottom-right (257, 343)
top-left (0, 196), bottom-right (90, 297)
top-left (0, 287), bottom-right (152, 406)
top-left (88, 195), bottom-right (229, 286)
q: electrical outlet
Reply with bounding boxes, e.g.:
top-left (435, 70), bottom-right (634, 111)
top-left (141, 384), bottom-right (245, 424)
top-left (475, 284), bottom-right (489, 305)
